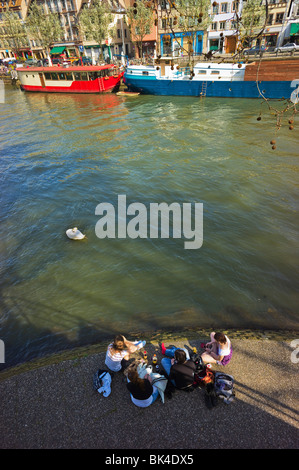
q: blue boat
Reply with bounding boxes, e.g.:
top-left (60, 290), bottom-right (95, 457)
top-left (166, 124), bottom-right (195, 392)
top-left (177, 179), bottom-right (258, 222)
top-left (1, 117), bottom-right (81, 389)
top-left (124, 58), bottom-right (297, 100)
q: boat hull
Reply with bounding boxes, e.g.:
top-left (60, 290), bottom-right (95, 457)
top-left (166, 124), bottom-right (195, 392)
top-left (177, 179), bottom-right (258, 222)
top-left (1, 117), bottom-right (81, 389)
top-left (18, 65), bottom-right (124, 94)
top-left (123, 75), bottom-right (294, 100)
top-left (20, 77), bottom-right (121, 93)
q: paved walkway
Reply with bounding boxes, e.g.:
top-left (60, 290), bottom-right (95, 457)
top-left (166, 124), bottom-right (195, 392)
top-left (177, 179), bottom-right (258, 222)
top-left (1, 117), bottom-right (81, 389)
top-left (0, 333), bottom-right (298, 449)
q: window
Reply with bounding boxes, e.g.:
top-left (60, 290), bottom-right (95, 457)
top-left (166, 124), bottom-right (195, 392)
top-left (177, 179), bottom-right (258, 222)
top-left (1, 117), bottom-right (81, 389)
top-left (211, 70), bottom-right (220, 74)
top-left (51, 73), bottom-right (58, 80)
top-left (45, 73), bottom-right (51, 80)
top-left (231, 1), bottom-right (239, 11)
top-left (197, 70), bottom-right (207, 74)
top-left (275, 13), bottom-right (283, 23)
top-left (267, 14), bottom-right (273, 25)
top-left (219, 21), bottom-right (226, 30)
top-left (221, 3), bottom-right (228, 13)
top-left (212, 4), bottom-right (218, 13)
top-left (80, 72), bottom-right (88, 81)
top-left (162, 18), bottom-right (166, 29)
top-left (142, 71), bottom-right (149, 75)
top-left (65, 72), bottom-right (73, 81)
top-left (58, 72), bottom-right (67, 80)
top-left (211, 22), bottom-right (217, 30)
top-left (117, 29), bottom-right (121, 38)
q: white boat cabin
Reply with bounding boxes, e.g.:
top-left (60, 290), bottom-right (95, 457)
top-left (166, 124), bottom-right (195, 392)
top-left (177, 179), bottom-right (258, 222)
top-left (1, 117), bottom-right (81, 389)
top-left (126, 57), bottom-right (246, 81)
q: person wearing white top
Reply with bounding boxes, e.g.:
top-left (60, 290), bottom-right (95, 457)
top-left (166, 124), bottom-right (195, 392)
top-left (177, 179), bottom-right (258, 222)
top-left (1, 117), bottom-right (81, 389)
top-left (201, 332), bottom-right (233, 366)
top-left (105, 334), bottom-right (146, 372)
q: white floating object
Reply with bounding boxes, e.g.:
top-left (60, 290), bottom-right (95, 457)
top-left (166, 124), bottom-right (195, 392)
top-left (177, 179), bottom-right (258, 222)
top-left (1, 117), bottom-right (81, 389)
top-left (66, 227), bottom-right (86, 240)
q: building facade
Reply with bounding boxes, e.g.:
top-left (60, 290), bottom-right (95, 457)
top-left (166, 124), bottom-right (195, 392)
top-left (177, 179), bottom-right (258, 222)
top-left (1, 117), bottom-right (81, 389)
top-left (207, 0), bottom-right (241, 53)
top-left (278, 0), bottom-right (299, 46)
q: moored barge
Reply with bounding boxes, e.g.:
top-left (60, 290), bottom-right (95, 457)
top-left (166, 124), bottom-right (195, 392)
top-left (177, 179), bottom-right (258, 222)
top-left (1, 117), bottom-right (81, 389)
top-left (17, 64), bottom-right (124, 94)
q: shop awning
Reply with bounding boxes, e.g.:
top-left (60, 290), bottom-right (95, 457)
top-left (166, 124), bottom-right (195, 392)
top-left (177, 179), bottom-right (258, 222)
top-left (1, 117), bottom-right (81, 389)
top-left (290, 23), bottom-right (299, 36)
top-left (50, 46), bottom-right (65, 54)
top-left (84, 45), bottom-right (101, 49)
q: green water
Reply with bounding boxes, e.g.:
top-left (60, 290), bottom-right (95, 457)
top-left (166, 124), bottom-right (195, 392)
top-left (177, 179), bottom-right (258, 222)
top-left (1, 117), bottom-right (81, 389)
top-left (0, 87), bottom-right (298, 367)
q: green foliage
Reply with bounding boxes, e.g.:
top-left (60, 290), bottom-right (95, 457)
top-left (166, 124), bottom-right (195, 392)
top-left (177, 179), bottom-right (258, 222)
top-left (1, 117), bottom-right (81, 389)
top-left (26, 3), bottom-right (64, 52)
top-left (0, 7), bottom-right (29, 54)
top-left (173, 0), bottom-right (211, 32)
top-left (239, 0), bottom-right (267, 42)
top-left (127, 0), bottom-right (154, 58)
top-left (79, 1), bottom-right (114, 47)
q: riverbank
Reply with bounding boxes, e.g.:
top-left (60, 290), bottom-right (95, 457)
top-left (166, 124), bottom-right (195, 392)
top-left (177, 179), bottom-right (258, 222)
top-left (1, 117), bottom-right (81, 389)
top-left (0, 328), bottom-right (298, 450)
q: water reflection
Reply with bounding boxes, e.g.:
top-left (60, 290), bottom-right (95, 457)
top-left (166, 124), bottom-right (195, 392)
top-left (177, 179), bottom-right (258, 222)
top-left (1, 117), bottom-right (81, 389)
top-left (0, 88), bottom-right (298, 368)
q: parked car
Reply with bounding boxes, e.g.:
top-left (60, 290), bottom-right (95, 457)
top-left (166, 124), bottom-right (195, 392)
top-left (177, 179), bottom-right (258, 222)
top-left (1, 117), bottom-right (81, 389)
top-left (243, 45), bottom-right (267, 56)
top-left (73, 57), bottom-right (92, 66)
top-left (52, 57), bottom-right (62, 65)
top-left (275, 42), bottom-right (299, 53)
top-left (24, 58), bottom-right (39, 66)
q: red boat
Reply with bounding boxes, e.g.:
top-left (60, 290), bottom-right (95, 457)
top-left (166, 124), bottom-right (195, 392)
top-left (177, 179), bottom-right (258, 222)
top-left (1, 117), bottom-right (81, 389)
top-left (17, 64), bottom-right (124, 93)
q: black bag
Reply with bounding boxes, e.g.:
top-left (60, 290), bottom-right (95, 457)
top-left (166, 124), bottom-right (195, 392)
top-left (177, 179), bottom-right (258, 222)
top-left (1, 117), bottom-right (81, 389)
top-left (190, 353), bottom-right (204, 372)
top-left (164, 379), bottom-right (176, 399)
top-left (204, 382), bottom-right (219, 409)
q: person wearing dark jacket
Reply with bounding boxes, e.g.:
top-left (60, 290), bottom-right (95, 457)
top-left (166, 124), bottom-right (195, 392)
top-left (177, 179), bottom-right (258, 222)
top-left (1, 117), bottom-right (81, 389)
top-left (161, 348), bottom-right (196, 390)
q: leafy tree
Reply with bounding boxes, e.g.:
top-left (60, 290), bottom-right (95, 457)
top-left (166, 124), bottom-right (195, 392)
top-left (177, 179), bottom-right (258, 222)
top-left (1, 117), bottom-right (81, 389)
top-left (127, 1), bottom-right (154, 61)
top-left (79, 0), bottom-right (114, 61)
top-left (0, 7), bottom-right (29, 59)
top-left (26, 3), bottom-right (64, 66)
top-left (238, 0), bottom-right (267, 47)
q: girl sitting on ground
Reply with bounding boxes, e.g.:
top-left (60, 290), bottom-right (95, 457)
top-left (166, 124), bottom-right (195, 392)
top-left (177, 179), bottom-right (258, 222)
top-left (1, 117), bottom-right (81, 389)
top-left (201, 332), bottom-right (233, 366)
top-left (161, 346), bottom-right (196, 390)
top-left (126, 368), bottom-right (159, 408)
top-left (105, 335), bottom-right (146, 372)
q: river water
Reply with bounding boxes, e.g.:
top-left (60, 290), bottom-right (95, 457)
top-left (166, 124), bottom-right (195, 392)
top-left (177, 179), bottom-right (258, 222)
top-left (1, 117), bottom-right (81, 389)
top-left (0, 86), bottom-right (298, 368)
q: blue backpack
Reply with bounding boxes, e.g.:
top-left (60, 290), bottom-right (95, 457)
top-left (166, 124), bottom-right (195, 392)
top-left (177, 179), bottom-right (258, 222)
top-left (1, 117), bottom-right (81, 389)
top-left (214, 372), bottom-right (235, 404)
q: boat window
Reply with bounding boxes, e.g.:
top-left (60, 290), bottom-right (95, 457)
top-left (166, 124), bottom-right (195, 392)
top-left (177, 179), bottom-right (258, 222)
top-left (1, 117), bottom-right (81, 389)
top-left (65, 72), bottom-right (73, 81)
top-left (44, 73), bottom-right (51, 80)
top-left (197, 70), bottom-right (207, 74)
top-left (95, 71), bottom-right (103, 78)
top-left (142, 71), bottom-right (149, 75)
top-left (89, 72), bottom-right (97, 80)
top-left (73, 72), bottom-right (81, 81)
top-left (211, 71), bottom-right (220, 74)
top-left (80, 72), bottom-right (88, 81)
top-left (51, 73), bottom-right (58, 80)
top-left (58, 73), bottom-right (66, 80)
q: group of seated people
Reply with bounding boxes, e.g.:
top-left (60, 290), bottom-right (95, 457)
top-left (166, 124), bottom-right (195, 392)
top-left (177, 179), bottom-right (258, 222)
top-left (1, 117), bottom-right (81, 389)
top-left (104, 332), bottom-right (233, 408)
